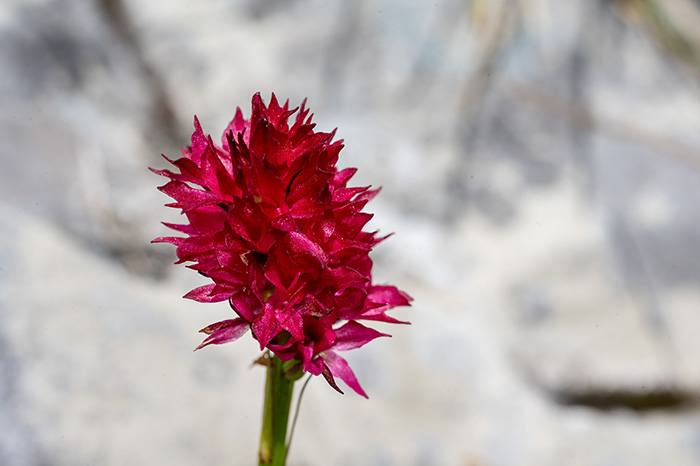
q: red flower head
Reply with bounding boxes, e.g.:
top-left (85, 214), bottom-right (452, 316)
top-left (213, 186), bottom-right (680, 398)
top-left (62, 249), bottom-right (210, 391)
top-left (152, 93), bottom-right (411, 397)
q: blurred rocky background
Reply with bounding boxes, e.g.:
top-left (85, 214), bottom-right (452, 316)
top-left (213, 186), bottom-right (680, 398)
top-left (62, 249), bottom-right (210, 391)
top-left (2, 0), bottom-right (700, 464)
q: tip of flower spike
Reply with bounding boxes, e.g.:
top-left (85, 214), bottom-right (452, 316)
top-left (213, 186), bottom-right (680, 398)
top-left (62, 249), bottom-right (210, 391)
top-left (152, 92), bottom-right (411, 400)
top-left (269, 92), bottom-right (279, 108)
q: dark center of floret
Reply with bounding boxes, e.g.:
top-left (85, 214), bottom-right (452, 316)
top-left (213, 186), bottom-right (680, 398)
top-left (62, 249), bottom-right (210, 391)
top-left (217, 203), bottom-right (229, 212)
top-left (285, 169), bottom-right (303, 196)
top-left (270, 330), bottom-right (291, 346)
top-left (250, 250), bottom-right (269, 266)
top-left (302, 316), bottom-right (326, 342)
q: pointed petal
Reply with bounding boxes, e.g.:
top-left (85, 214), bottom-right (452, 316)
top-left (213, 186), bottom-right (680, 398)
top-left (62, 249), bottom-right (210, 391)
top-left (195, 318), bottom-right (249, 350)
top-left (359, 284), bottom-right (412, 324)
top-left (229, 292), bottom-right (261, 322)
top-left (332, 186), bottom-right (370, 203)
top-left (184, 284), bottom-right (231, 303)
top-left (252, 305), bottom-right (280, 349)
top-left (276, 308), bottom-right (304, 342)
top-left (322, 266), bottom-right (368, 294)
top-left (190, 116), bottom-right (208, 165)
top-left (358, 311), bottom-right (410, 324)
top-left (367, 285), bottom-right (413, 306)
top-left (162, 222), bottom-right (197, 235)
top-left (151, 236), bottom-right (184, 246)
top-left (286, 231), bottom-right (329, 267)
top-left (222, 107), bottom-right (248, 147)
top-left (333, 167), bottom-right (357, 188)
top-left (321, 351), bottom-right (367, 398)
top-left (295, 293), bottom-right (330, 317)
top-left (158, 180), bottom-right (219, 209)
top-left (199, 318), bottom-right (243, 335)
top-left (332, 321), bottom-right (390, 351)
top-left (290, 198), bottom-right (326, 218)
top-left (321, 365), bottom-right (344, 394)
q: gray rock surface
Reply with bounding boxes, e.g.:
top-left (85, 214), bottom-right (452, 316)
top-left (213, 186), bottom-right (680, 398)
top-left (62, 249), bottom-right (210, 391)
top-left (2, 0), bottom-right (700, 464)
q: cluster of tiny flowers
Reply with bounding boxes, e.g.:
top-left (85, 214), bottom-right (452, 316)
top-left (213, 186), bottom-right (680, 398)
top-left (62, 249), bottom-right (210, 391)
top-left (153, 93), bottom-right (411, 397)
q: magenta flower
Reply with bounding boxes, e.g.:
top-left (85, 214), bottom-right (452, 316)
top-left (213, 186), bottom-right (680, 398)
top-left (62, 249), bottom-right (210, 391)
top-left (152, 93), bottom-right (411, 397)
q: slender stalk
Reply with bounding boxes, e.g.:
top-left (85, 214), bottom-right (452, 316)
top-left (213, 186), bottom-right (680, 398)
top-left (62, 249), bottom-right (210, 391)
top-left (259, 355), bottom-right (296, 466)
top-left (286, 374), bottom-right (311, 453)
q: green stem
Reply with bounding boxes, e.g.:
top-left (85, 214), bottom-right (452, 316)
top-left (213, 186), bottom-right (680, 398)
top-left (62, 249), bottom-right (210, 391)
top-left (259, 355), bottom-right (296, 466)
